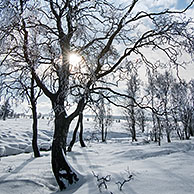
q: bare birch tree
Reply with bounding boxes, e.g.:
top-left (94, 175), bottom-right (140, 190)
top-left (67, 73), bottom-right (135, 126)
top-left (124, 63), bottom-right (141, 141)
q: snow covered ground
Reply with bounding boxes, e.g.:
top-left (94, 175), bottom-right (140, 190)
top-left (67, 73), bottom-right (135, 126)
top-left (0, 118), bottom-right (194, 194)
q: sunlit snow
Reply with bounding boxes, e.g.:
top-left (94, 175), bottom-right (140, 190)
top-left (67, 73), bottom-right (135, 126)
top-left (0, 118), bottom-right (194, 194)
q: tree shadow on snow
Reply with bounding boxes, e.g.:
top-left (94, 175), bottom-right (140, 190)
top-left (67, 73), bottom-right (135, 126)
top-left (0, 156), bottom-right (35, 182)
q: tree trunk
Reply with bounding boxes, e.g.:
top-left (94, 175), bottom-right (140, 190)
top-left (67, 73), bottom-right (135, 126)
top-left (51, 112), bottom-right (79, 190)
top-left (79, 112), bottom-right (86, 147)
top-left (2, 113), bottom-right (6, 120)
top-left (156, 116), bottom-right (162, 146)
top-left (68, 112), bottom-right (86, 152)
top-left (188, 117), bottom-right (194, 137)
top-left (52, 140), bottom-right (79, 190)
top-left (177, 128), bottom-right (182, 140)
top-left (166, 130), bottom-right (171, 143)
top-left (30, 77), bottom-right (40, 158)
top-left (68, 115), bottom-right (80, 152)
top-left (141, 119), bottom-right (145, 133)
top-left (152, 114), bottom-right (157, 142)
top-left (131, 124), bottom-right (137, 142)
top-left (104, 127), bottom-right (108, 142)
top-left (189, 126), bottom-right (194, 137)
top-left (131, 108), bottom-right (137, 142)
top-left (164, 104), bottom-right (171, 143)
top-left (101, 122), bottom-right (105, 142)
top-left (31, 101), bottom-right (40, 157)
top-left (50, 97), bottom-right (85, 190)
top-left (141, 111), bottom-right (145, 133)
top-left (184, 125), bottom-right (190, 140)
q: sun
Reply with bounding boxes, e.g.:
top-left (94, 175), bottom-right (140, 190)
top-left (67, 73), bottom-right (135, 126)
top-left (68, 52), bottom-right (82, 66)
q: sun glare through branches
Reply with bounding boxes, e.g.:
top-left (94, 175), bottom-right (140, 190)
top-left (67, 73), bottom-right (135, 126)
top-left (68, 52), bottom-right (82, 66)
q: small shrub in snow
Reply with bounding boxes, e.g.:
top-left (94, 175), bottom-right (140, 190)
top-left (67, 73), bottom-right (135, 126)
top-left (92, 171), bottom-right (111, 192)
top-left (5, 165), bottom-right (15, 173)
top-left (116, 168), bottom-right (133, 191)
top-left (86, 132), bottom-right (99, 143)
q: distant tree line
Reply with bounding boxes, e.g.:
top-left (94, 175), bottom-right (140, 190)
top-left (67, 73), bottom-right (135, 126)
top-left (124, 66), bottom-right (194, 145)
top-left (0, 99), bottom-right (14, 120)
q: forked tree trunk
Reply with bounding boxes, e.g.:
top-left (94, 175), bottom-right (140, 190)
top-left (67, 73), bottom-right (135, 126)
top-left (52, 140), bottom-right (79, 190)
top-left (51, 111), bottom-right (79, 190)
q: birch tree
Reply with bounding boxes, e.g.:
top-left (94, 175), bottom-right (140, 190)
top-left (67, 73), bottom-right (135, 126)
top-left (124, 64), bottom-right (141, 141)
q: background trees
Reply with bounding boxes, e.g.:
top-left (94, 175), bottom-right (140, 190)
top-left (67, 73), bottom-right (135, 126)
top-left (124, 64), bottom-right (141, 141)
top-left (0, 0), bottom-right (42, 157)
top-left (145, 70), bottom-right (194, 144)
top-left (145, 68), bottom-right (158, 142)
top-left (171, 80), bottom-right (194, 140)
top-left (93, 91), bottom-right (113, 142)
top-left (0, 99), bottom-right (13, 120)
top-left (154, 70), bottom-right (175, 143)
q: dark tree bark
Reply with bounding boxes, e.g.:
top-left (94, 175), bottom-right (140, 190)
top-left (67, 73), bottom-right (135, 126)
top-left (79, 112), bottom-right (86, 147)
top-left (68, 112), bottom-right (86, 152)
top-left (31, 104), bottom-right (40, 157)
top-left (30, 78), bottom-right (40, 158)
top-left (50, 98), bottom-right (85, 189)
top-left (31, 100), bottom-right (40, 157)
top-left (164, 104), bottom-right (171, 143)
top-left (156, 116), bottom-right (162, 146)
top-left (104, 126), bottom-right (108, 142)
top-left (189, 124), bottom-right (194, 137)
top-left (131, 107), bottom-right (137, 142)
top-left (51, 115), bottom-right (79, 190)
top-left (184, 125), bottom-right (190, 140)
top-left (68, 115), bottom-right (81, 152)
top-left (166, 131), bottom-right (171, 143)
top-left (51, 143), bottom-right (79, 190)
top-left (188, 116), bottom-right (194, 137)
top-left (101, 122), bottom-right (105, 142)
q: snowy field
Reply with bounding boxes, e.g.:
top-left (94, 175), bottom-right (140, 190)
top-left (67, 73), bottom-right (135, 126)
top-left (0, 118), bottom-right (194, 194)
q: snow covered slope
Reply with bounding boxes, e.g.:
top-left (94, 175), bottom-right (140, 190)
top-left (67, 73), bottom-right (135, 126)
top-left (0, 118), bottom-right (194, 194)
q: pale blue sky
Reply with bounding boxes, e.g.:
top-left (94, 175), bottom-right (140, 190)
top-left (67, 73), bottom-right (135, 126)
top-left (177, 0), bottom-right (188, 9)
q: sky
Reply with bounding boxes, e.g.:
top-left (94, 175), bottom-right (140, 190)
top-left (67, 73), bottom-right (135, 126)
top-left (177, 0), bottom-right (188, 9)
top-left (12, 0), bottom-right (194, 115)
